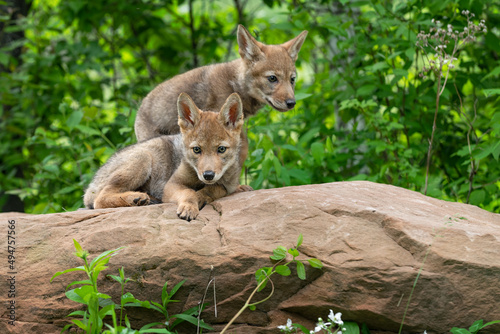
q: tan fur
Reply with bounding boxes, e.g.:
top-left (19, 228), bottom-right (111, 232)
top-left (84, 93), bottom-right (249, 221)
top-left (134, 24), bottom-right (308, 142)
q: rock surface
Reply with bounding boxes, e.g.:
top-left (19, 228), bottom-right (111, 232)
top-left (1, 181), bottom-right (499, 334)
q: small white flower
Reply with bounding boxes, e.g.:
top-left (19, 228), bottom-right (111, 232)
top-left (423, 331), bottom-right (428, 334)
top-left (328, 310), bottom-right (344, 326)
top-left (277, 319), bottom-right (293, 331)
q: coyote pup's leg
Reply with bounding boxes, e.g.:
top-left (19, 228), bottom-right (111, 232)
top-left (163, 181), bottom-right (227, 221)
top-left (94, 187), bottom-right (150, 209)
top-left (234, 184), bottom-right (253, 193)
top-left (196, 185), bottom-right (228, 209)
top-left (93, 152), bottom-right (154, 209)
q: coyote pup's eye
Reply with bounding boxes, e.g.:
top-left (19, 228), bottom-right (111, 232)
top-left (290, 77), bottom-right (296, 84)
top-left (217, 146), bottom-right (227, 154)
top-left (267, 75), bottom-right (278, 83)
top-left (193, 147), bottom-right (201, 154)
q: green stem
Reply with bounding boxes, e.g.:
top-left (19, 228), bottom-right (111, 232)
top-left (220, 272), bottom-right (275, 334)
top-left (120, 281), bottom-right (124, 327)
top-left (424, 70), bottom-right (442, 195)
top-left (398, 246), bottom-right (431, 334)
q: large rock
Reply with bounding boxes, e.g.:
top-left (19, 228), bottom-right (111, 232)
top-left (1, 181), bottom-right (499, 333)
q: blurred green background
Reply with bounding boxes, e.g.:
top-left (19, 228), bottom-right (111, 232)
top-left (1, 0), bottom-right (499, 214)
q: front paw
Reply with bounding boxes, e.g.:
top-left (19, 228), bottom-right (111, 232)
top-left (177, 202), bottom-right (199, 222)
top-left (234, 184), bottom-right (254, 193)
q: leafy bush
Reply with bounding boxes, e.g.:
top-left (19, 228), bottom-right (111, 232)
top-left (1, 0), bottom-right (499, 213)
top-left (50, 239), bottom-right (211, 333)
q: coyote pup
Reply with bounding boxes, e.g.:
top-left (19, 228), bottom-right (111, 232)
top-left (134, 24), bottom-right (308, 142)
top-left (84, 93), bottom-right (247, 221)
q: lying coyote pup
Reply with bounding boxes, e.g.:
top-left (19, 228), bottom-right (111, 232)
top-left (84, 93), bottom-right (248, 221)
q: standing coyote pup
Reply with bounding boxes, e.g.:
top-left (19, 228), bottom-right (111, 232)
top-left (134, 24), bottom-right (308, 142)
top-left (84, 93), bottom-right (247, 221)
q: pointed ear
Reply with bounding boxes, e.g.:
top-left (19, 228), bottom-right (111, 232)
top-left (177, 93), bottom-right (201, 129)
top-left (219, 93), bottom-right (244, 130)
top-left (281, 30), bottom-right (308, 62)
top-left (237, 24), bottom-right (265, 62)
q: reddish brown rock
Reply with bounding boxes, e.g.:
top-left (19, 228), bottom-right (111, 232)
top-left (1, 181), bottom-right (499, 333)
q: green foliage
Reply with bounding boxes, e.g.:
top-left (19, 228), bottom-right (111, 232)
top-left (50, 240), bottom-right (211, 333)
top-left (221, 234), bottom-right (323, 333)
top-left (1, 0), bottom-right (499, 213)
top-left (451, 319), bottom-right (500, 334)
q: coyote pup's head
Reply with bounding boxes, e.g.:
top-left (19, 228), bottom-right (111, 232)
top-left (237, 25), bottom-right (308, 112)
top-left (177, 92), bottom-right (244, 184)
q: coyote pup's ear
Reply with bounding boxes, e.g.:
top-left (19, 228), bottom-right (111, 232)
top-left (281, 30), bottom-right (308, 62)
top-left (219, 93), bottom-right (244, 130)
top-left (237, 24), bottom-right (265, 62)
top-left (177, 93), bottom-right (201, 129)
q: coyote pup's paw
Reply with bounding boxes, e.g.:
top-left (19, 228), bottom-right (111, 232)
top-left (234, 184), bottom-right (254, 193)
top-left (126, 192), bottom-right (150, 206)
top-left (177, 202), bottom-right (199, 222)
top-left (112, 192), bottom-right (150, 207)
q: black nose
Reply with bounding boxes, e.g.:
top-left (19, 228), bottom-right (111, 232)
top-left (286, 99), bottom-right (296, 109)
top-left (203, 171), bottom-right (215, 181)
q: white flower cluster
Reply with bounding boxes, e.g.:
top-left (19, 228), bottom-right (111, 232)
top-left (277, 310), bottom-right (347, 334)
top-left (415, 9), bottom-right (486, 79)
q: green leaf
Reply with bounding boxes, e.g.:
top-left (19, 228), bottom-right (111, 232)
top-left (140, 322), bottom-right (169, 330)
top-left (108, 274), bottom-right (122, 284)
top-left (473, 141), bottom-right (500, 160)
top-left (121, 292), bottom-right (139, 304)
top-left (66, 286), bottom-right (93, 304)
top-left (343, 321), bottom-right (360, 334)
top-left (482, 320), bottom-right (500, 328)
top-left (66, 279), bottom-right (92, 290)
top-left (483, 88), bottom-right (500, 97)
top-left (98, 304), bottom-right (116, 319)
top-left (139, 329), bottom-right (173, 334)
top-left (297, 233), bottom-right (303, 248)
top-left (67, 310), bottom-right (87, 317)
top-left (469, 190), bottom-right (486, 206)
top-left (50, 266), bottom-right (86, 282)
top-left (173, 313), bottom-right (213, 330)
top-left (73, 239), bottom-right (83, 254)
top-left (270, 246), bottom-right (287, 261)
top-left (255, 267), bottom-right (272, 291)
top-left (169, 279), bottom-right (186, 298)
top-left (293, 323), bottom-right (310, 332)
top-left (66, 110), bottom-right (83, 129)
top-left (450, 328), bottom-right (471, 334)
top-left (356, 84), bottom-right (377, 97)
top-left (288, 248), bottom-right (299, 258)
top-left (311, 142), bottom-right (325, 164)
top-left (482, 65), bottom-right (500, 80)
top-left (89, 246), bottom-right (124, 270)
top-left (295, 92), bottom-right (312, 100)
top-left (295, 261), bottom-right (306, 280)
top-left (272, 156), bottom-right (282, 177)
top-left (75, 125), bottom-right (101, 136)
top-left (308, 258), bottom-right (324, 269)
top-left (249, 305), bottom-right (256, 311)
top-left (468, 319), bottom-right (483, 333)
top-left (275, 265), bottom-right (291, 276)
top-left (70, 319), bottom-right (88, 330)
